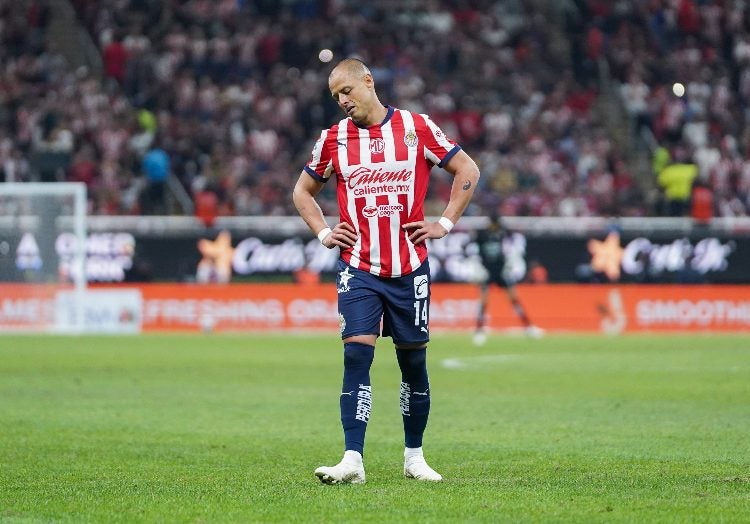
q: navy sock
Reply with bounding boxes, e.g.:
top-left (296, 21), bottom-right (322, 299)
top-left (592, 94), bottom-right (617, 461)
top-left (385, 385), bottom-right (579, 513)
top-left (340, 342), bottom-right (375, 455)
top-left (396, 347), bottom-right (430, 448)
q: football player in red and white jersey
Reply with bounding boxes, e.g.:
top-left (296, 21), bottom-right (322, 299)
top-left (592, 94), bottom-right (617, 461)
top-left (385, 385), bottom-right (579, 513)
top-left (293, 58), bottom-right (479, 484)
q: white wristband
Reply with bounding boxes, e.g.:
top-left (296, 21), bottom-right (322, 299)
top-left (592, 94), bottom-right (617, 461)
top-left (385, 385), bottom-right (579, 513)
top-left (438, 216), bottom-right (455, 233)
top-left (317, 227), bottom-right (332, 244)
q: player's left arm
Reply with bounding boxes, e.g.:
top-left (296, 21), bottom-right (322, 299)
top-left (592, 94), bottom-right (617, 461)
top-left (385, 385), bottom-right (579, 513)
top-left (403, 149), bottom-right (480, 244)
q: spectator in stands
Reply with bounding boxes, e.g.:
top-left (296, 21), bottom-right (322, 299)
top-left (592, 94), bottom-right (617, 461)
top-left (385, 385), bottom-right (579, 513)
top-left (657, 147), bottom-right (699, 217)
top-left (194, 180), bottom-right (218, 228)
top-left (140, 137), bottom-right (170, 214)
top-left (102, 31), bottom-right (129, 86)
top-left (68, 144), bottom-right (98, 188)
top-left (31, 112), bottom-right (74, 182)
top-left (690, 179), bottom-right (714, 225)
top-left (620, 72), bottom-right (651, 138)
top-left (527, 259), bottom-right (548, 284)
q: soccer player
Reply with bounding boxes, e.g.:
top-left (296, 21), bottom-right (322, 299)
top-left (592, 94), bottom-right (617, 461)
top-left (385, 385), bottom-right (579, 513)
top-left (473, 213), bottom-right (543, 345)
top-left (293, 58), bottom-right (480, 484)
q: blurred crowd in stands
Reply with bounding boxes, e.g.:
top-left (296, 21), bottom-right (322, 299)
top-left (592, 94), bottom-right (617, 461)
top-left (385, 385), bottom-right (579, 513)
top-left (1, 0), bottom-right (749, 220)
top-left (578, 0), bottom-right (750, 219)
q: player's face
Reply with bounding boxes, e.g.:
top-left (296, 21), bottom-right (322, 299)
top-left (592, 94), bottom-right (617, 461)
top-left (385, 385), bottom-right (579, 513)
top-left (329, 69), bottom-right (375, 125)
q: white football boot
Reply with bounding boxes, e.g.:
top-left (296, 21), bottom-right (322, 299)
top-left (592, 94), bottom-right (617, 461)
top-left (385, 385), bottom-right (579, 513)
top-left (314, 450), bottom-right (366, 484)
top-left (404, 452), bottom-right (443, 481)
top-left (472, 328), bottom-right (488, 346)
top-left (525, 325), bottom-right (545, 338)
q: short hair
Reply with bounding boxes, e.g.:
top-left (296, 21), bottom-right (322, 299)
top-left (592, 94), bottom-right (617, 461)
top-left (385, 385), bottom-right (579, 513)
top-left (330, 58), bottom-right (371, 80)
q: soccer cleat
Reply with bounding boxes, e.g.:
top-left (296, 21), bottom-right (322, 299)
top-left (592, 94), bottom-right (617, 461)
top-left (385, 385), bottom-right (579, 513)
top-left (314, 456), bottom-right (366, 485)
top-left (472, 329), bottom-right (487, 346)
top-left (525, 325), bottom-right (545, 338)
top-left (404, 455), bottom-right (443, 481)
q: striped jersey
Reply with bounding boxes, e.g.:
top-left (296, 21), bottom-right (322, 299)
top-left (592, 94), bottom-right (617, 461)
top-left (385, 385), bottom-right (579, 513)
top-left (304, 106), bottom-right (460, 278)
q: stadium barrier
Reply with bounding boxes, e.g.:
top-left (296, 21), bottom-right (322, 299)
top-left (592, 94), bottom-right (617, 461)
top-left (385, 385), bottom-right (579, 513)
top-left (119, 221), bottom-right (748, 284)
top-left (2, 282), bottom-right (748, 334)
top-left (4, 216), bottom-right (750, 285)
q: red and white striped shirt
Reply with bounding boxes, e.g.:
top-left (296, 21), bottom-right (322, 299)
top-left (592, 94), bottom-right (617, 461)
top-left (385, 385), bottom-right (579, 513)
top-left (305, 106), bottom-right (460, 278)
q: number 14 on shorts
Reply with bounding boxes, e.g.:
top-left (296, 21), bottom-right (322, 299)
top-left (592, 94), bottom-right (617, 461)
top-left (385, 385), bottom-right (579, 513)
top-left (413, 300), bottom-right (428, 328)
top-left (413, 274), bottom-right (429, 329)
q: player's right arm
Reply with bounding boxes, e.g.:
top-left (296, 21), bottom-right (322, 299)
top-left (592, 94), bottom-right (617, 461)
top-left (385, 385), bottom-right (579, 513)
top-left (292, 170), bottom-right (357, 249)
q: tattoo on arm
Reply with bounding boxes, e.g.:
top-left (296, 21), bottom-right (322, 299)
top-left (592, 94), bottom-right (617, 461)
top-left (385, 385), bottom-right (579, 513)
top-left (462, 180), bottom-right (472, 190)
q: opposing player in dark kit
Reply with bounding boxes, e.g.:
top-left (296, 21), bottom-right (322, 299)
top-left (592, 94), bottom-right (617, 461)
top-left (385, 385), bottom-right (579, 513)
top-left (473, 213), bottom-right (543, 345)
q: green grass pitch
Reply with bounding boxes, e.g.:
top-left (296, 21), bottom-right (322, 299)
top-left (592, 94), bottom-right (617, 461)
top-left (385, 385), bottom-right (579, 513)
top-left (1, 332), bottom-right (748, 522)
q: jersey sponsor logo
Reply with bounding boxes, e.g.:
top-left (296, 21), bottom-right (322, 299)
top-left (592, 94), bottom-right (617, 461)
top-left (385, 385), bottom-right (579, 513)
top-left (369, 137), bottom-right (385, 154)
top-left (362, 203), bottom-right (404, 219)
top-left (347, 166), bottom-right (413, 189)
top-left (404, 129), bottom-right (418, 148)
top-left (376, 203), bottom-right (403, 217)
top-left (352, 184), bottom-right (411, 197)
top-left (346, 164), bottom-right (414, 197)
top-left (414, 274), bottom-right (428, 299)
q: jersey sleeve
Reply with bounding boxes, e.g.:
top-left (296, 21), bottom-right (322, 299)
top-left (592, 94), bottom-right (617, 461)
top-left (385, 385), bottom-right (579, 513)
top-left (417, 114), bottom-right (461, 168)
top-left (304, 129), bottom-right (335, 183)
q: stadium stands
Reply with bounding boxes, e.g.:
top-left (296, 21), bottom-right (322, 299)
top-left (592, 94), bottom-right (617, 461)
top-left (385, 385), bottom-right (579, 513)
top-left (1, 0), bottom-right (748, 218)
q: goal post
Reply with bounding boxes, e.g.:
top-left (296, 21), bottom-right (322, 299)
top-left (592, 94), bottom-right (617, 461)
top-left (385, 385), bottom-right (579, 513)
top-left (0, 182), bottom-right (87, 332)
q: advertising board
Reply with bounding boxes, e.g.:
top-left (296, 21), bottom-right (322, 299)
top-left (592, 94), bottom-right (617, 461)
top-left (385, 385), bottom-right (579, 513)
top-left (2, 282), bottom-right (747, 334)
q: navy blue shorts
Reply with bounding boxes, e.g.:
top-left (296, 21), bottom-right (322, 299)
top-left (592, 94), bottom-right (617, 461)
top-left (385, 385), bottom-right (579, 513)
top-left (336, 259), bottom-right (431, 345)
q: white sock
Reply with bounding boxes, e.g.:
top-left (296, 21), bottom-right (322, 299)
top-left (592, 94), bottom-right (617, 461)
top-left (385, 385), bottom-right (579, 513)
top-left (404, 446), bottom-right (423, 459)
top-left (343, 450), bottom-right (363, 465)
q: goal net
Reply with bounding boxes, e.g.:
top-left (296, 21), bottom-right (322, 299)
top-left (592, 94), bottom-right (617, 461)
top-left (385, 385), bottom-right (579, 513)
top-left (0, 182), bottom-right (87, 332)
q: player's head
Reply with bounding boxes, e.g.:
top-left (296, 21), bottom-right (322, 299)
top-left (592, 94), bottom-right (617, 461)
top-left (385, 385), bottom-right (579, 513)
top-left (329, 58), bottom-right (381, 125)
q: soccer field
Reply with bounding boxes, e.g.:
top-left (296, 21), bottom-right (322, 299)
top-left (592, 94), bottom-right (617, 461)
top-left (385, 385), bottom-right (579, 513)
top-left (1, 333), bottom-right (748, 522)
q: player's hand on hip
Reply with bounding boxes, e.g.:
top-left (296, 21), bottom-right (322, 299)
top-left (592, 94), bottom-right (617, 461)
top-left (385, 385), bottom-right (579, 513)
top-left (402, 220), bottom-right (447, 245)
top-left (322, 222), bottom-right (358, 249)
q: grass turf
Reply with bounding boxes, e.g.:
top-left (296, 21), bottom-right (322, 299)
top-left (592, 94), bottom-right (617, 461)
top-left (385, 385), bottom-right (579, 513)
top-left (0, 333), bottom-right (748, 522)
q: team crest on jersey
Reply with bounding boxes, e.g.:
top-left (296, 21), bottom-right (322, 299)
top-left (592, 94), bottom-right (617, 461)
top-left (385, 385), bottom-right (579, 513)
top-left (369, 137), bottom-right (385, 154)
top-left (404, 129), bottom-right (418, 148)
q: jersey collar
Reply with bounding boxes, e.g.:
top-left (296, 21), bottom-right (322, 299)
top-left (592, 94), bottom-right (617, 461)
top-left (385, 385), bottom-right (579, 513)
top-left (353, 105), bottom-right (394, 129)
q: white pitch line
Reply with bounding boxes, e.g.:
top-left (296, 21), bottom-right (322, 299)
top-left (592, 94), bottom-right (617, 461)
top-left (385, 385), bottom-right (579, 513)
top-left (441, 354), bottom-right (522, 370)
